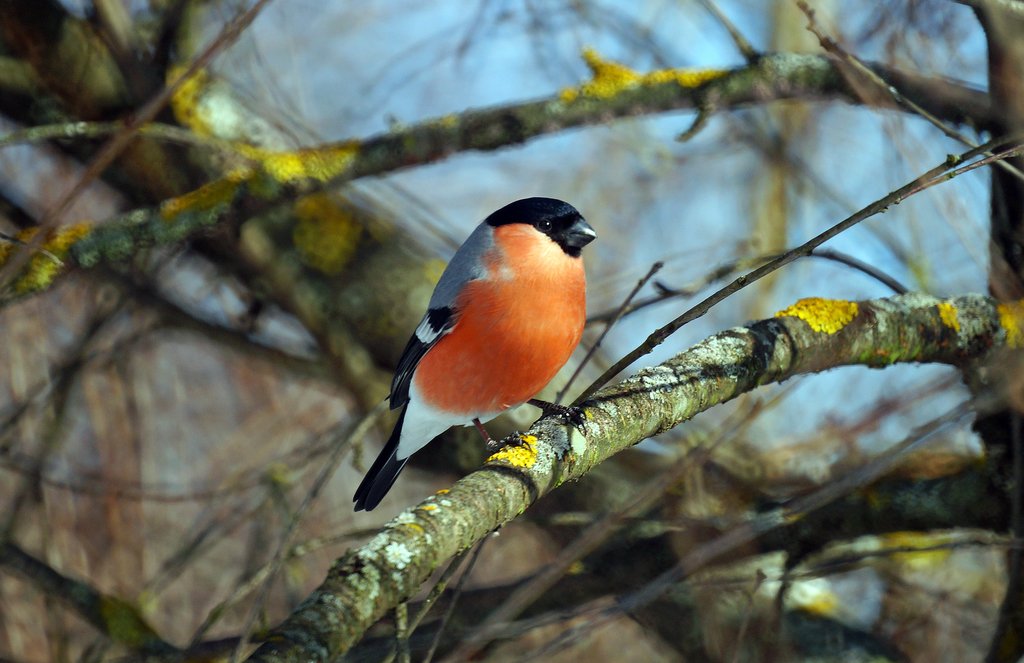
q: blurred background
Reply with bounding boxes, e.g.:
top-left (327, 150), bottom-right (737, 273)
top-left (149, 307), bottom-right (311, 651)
top-left (0, 1), bottom-right (1009, 661)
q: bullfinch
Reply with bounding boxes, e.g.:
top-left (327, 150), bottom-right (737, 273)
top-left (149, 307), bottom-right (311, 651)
top-left (353, 197), bottom-right (597, 511)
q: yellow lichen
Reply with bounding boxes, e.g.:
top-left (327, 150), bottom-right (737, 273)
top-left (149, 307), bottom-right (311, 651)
top-left (879, 531), bottom-right (952, 569)
top-left (998, 301), bottom-right (1024, 349)
top-left (419, 504), bottom-right (438, 512)
top-left (775, 298), bottom-right (859, 335)
top-left (98, 596), bottom-right (160, 648)
top-left (571, 48), bottom-right (641, 100)
top-left (292, 193), bottom-right (362, 274)
top-left (265, 462), bottom-right (292, 487)
top-left (936, 301), bottom-right (960, 333)
top-left (487, 434), bottom-right (538, 468)
top-left (240, 142), bottom-right (359, 184)
top-left (435, 489), bottom-right (450, 495)
top-left (1, 222), bottom-right (93, 294)
top-left (161, 168), bottom-right (250, 220)
top-left (560, 48), bottom-right (728, 102)
top-left (791, 585), bottom-right (839, 618)
top-left (166, 65), bottom-right (213, 136)
top-left (644, 66), bottom-right (730, 89)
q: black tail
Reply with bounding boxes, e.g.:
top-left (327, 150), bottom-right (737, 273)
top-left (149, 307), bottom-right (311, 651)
top-left (353, 407), bottom-right (409, 511)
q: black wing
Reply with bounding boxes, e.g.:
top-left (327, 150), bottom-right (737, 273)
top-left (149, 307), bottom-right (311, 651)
top-left (390, 306), bottom-right (455, 409)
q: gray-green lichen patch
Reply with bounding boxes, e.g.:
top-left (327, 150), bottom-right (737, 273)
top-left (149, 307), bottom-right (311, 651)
top-left (383, 542), bottom-right (413, 570)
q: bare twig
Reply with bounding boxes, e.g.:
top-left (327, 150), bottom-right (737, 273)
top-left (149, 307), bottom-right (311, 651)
top-left (585, 248), bottom-right (906, 325)
top-left (811, 248), bottom-right (908, 293)
top-left (1, 302), bottom-right (124, 539)
top-left (796, 0), bottom-right (1024, 185)
top-left (576, 135), bottom-right (1024, 404)
top-left (698, 0), bottom-right (759, 61)
top-left (382, 543), bottom-right (480, 663)
top-left (423, 536), bottom-right (490, 663)
top-left (394, 602), bottom-right (410, 663)
top-left (527, 398), bottom-right (985, 659)
top-left (228, 400), bottom-right (385, 662)
top-left (557, 261), bottom-right (663, 403)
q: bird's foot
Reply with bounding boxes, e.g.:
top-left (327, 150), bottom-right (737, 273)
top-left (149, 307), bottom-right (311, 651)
top-left (488, 431), bottom-right (533, 452)
top-left (527, 399), bottom-right (586, 427)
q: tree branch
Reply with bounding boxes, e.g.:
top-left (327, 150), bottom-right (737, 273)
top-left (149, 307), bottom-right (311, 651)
top-left (248, 292), bottom-right (1021, 661)
top-left (0, 51), bottom-right (992, 303)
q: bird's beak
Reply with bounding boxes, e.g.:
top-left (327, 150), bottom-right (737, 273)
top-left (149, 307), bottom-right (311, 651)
top-left (564, 217), bottom-right (597, 249)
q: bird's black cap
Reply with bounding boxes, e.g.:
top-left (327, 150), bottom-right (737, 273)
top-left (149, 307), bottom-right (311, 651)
top-left (485, 197), bottom-right (596, 257)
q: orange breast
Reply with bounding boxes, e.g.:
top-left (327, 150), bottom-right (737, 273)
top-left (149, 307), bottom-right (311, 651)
top-left (413, 225), bottom-right (587, 416)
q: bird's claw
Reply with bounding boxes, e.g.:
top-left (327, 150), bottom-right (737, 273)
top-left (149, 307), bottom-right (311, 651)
top-left (559, 405), bottom-right (587, 427)
top-left (487, 431), bottom-right (531, 452)
top-left (532, 400), bottom-right (586, 427)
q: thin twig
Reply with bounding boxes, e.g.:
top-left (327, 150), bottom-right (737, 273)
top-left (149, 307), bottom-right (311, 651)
top-left (422, 535), bottom-right (491, 663)
top-left (796, 0), bottom-right (1024, 185)
top-left (811, 248), bottom-right (908, 293)
top-left (394, 602), bottom-right (410, 663)
top-left (381, 544), bottom-right (479, 663)
top-left (408, 547), bottom-right (474, 632)
top-left (527, 397), bottom-right (985, 660)
top-left (698, 0), bottom-right (759, 61)
top-left (585, 248), bottom-right (906, 325)
top-left (556, 261), bottom-right (663, 403)
top-left (730, 571), bottom-right (766, 663)
top-left (228, 400), bottom-right (386, 662)
top-left (1, 303), bottom-right (124, 539)
top-left (575, 134), bottom-right (1024, 404)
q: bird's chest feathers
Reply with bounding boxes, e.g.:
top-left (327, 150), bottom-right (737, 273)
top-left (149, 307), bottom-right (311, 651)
top-left (415, 224), bottom-right (588, 414)
top-left (478, 228), bottom-right (586, 327)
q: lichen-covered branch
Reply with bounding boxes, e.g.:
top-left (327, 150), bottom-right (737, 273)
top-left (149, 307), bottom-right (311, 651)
top-left (194, 51), bottom-right (991, 189)
top-left (0, 51), bottom-right (992, 306)
top-left (247, 293), bottom-right (1021, 662)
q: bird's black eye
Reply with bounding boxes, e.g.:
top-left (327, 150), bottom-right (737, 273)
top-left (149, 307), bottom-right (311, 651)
top-left (536, 219), bottom-right (553, 233)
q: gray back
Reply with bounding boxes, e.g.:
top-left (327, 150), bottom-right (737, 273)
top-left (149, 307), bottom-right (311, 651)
top-left (428, 221), bottom-right (494, 309)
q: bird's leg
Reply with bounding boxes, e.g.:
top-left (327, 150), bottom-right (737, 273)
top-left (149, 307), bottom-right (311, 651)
top-left (472, 418), bottom-right (495, 445)
top-left (474, 418), bottom-right (510, 452)
top-left (475, 417), bottom-right (533, 452)
top-left (527, 398), bottom-right (587, 426)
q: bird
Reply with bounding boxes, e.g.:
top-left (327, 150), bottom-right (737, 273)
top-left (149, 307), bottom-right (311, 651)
top-left (353, 197), bottom-right (597, 511)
